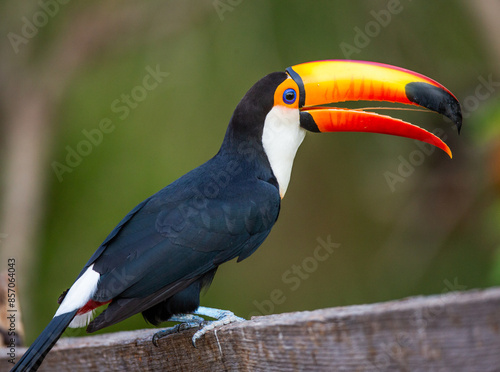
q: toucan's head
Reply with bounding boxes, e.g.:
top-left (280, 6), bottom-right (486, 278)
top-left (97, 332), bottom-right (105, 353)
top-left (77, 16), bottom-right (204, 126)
top-left (227, 60), bottom-right (462, 198)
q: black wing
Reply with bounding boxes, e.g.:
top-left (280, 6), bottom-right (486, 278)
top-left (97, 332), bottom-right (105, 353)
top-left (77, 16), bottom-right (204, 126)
top-left (85, 160), bottom-right (280, 331)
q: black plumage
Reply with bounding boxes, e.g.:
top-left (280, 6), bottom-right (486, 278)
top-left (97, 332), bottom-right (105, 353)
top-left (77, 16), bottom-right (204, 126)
top-left (14, 71), bottom-right (288, 372)
top-left (84, 72), bottom-right (287, 331)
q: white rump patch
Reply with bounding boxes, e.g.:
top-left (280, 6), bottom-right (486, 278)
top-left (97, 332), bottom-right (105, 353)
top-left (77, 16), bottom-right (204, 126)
top-left (262, 106), bottom-right (305, 197)
top-left (54, 264), bottom-right (100, 322)
top-left (68, 310), bottom-right (96, 328)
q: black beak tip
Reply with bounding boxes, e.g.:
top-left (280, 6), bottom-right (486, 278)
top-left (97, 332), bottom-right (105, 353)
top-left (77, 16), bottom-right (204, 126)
top-left (406, 82), bottom-right (463, 134)
top-left (456, 117), bottom-right (462, 135)
top-left (455, 109), bottom-right (463, 135)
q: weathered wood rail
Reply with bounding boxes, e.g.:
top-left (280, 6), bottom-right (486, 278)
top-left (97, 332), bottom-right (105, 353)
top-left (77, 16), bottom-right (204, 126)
top-left (2, 287), bottom-right (500, 371)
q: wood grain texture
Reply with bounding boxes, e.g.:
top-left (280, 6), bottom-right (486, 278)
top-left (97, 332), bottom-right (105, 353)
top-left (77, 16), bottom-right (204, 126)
top-left (2, 287), bottom-right (500, 371)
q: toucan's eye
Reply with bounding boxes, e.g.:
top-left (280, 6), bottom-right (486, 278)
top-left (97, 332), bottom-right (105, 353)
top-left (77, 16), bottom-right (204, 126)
top-left (283, 88), bottom-right (296, 104)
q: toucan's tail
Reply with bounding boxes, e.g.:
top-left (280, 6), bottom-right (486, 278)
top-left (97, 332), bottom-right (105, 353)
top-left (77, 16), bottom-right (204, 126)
top-left (12, 310), bottom-right (77, 372)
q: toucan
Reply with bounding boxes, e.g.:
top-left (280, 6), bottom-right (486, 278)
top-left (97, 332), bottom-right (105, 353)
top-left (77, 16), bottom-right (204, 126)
top-left (13, 60), bottom-right (462, 371)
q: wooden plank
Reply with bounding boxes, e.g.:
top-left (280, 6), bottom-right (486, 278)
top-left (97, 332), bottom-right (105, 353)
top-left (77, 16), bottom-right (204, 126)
top-left (2, 287), bottom-right (500, 371)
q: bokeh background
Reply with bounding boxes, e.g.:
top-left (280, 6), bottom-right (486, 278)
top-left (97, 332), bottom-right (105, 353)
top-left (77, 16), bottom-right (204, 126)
top-left (1, 0), bottom-right (500, 344)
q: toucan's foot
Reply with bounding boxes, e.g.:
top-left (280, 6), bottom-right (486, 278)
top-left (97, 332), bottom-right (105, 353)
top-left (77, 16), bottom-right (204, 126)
top-left (152, 313), bottom-right (206, 347)
top-left (152, 321), bottom-right (201, 347)
top-left (191, 306), bottom-right (245, 347)
top-left (151, 307), bottom-right (245, 347)
top-left (168, 313), bottom-right (206, 324)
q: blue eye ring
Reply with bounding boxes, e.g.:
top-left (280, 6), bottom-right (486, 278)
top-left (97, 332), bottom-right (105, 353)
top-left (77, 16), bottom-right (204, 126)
top-left (283, 88), bottom-right (297, 104)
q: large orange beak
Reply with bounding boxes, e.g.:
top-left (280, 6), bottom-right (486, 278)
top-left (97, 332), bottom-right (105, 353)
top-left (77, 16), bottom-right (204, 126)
top-left (286, 60), bottom-right (462, 158)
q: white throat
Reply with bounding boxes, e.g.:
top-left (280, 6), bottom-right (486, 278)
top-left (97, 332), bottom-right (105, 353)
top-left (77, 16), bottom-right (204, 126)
top-left (262, 106), bottom-right (306, 198)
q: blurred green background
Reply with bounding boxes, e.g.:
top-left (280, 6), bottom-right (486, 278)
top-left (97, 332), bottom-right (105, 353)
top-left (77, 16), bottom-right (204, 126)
top-left (1, 0), bottom-right (500, 344)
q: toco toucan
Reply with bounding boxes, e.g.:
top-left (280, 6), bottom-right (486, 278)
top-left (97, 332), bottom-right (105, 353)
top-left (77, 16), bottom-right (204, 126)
top-left (13, 60), bottom-right (462, 371)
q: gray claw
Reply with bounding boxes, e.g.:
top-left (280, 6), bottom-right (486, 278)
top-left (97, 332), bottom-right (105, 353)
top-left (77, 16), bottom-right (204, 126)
top-left (151, 307), bottom-right (245, 348)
